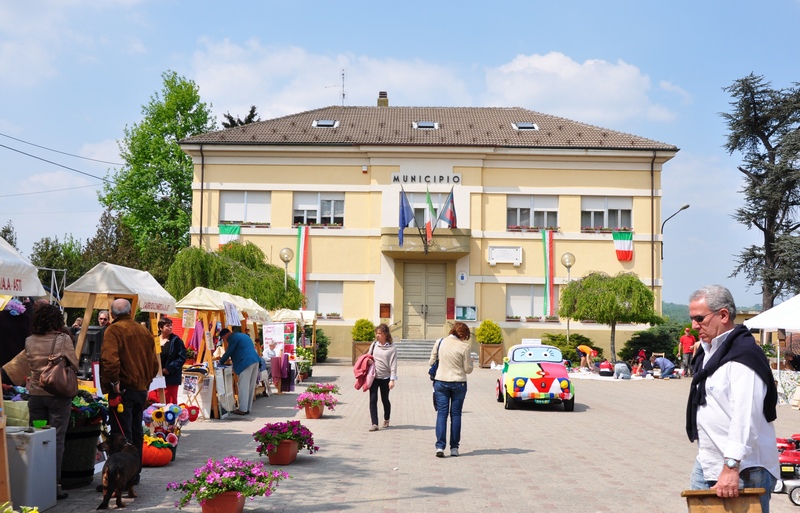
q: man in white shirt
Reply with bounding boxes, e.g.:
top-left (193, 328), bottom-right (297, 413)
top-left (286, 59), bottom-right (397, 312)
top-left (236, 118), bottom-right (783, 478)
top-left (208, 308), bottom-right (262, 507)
top-left (686, 285), bottom-right (779, 512)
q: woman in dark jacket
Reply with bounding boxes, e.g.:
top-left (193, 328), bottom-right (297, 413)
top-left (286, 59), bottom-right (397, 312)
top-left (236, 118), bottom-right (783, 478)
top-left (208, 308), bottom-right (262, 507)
top-left (26, 303), bottom-right (79, 500)
top-left (156, 317), bottom-right (186, 404)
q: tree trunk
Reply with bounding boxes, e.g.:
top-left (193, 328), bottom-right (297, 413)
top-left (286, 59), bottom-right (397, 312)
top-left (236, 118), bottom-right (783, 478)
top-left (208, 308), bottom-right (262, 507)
top-left (609, 321), bottom-right (617, 360)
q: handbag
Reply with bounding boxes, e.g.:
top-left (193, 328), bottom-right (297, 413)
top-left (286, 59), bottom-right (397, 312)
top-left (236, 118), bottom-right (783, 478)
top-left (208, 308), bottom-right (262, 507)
top-left (429, 338), bottom-right (443, 381)
top-left (39, 333), bottom-right (79, 398)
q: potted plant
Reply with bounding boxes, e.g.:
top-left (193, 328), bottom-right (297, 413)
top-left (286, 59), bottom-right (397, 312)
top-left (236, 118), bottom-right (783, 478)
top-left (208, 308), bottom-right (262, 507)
top-left (351, 318), bottom-right (376, 364)
top-left (505, 315), bottom-right (521, 322)
top-left (545, 315), bottom-right (560, 322)
top-left (326, 312), bottom-right (341, 319)
top-left (295, 347), bottom-right (313, 380)
top-left (253, 420), bottom-right (319, 466)
top-left (306, 382), bottom-right (340, 395)
top-left (296, 391), bottom-right (338, 419)
top-left (526, 316), bottom-right (541, 322)
top-left (475, 319), bottom-right (503, 368)
top-left (185, 347), bottom-right (197, 365)
top-left (167, 456), bottom-right (290, 512)
top-left (507, 225), bottom-right (522, 232)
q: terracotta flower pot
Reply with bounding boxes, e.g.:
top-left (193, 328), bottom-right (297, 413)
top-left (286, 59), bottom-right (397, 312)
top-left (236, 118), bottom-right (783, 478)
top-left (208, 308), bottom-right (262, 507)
top-left (268, 439), bottom-right (298, 466)
top-left (304, 404), bottom-right (324, 419)
top-left (201, 491), bottom-right (245, 513)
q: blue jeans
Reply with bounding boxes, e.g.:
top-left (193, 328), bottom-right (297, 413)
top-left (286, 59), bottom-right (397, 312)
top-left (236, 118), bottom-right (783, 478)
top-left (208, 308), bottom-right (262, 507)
top-left (433, 381), bottom-right (467, 450)
top-left (690, 459), bottom-right (775, 513)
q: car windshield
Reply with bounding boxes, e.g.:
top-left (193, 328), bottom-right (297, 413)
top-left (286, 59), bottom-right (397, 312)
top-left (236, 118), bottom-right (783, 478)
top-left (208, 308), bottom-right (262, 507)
top-left (511, 346), bottom-right (563, 363)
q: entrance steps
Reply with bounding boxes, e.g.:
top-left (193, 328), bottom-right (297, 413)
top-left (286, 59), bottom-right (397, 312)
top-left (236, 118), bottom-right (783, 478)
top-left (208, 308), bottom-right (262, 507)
top-left (396, 339), bottom-right (437, 360)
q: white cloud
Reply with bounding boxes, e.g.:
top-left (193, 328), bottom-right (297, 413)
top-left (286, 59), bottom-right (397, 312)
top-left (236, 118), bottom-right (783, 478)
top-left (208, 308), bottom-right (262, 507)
top-left (190, 39), bottom-right (472, 121)
top-left (482, 52), bottom-right (676, 124)
top-left (659, 80), bottom-right (692, 105)
top-left (80, 139), bottom-right (123, 165)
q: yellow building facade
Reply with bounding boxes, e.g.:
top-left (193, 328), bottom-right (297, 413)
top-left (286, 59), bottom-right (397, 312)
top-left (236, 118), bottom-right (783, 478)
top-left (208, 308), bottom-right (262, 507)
top-left (181, 96), bottom-right (678, 358)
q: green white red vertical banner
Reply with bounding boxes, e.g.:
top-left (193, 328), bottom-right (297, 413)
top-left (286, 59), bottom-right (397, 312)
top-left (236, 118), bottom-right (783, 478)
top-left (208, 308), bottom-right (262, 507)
top-left (295, 225), bottom-right (309, 295)
top-left (218, 224), bottom-right (240, 246)
top-left (612, 230), bottom-right (633, 261)
top-left (542, 229), bottom-right (555, 316)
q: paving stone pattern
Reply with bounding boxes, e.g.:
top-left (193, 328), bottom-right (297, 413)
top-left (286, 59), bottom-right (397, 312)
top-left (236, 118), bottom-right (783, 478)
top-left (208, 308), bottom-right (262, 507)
top-left (47, 359), bottom-right (799, 513)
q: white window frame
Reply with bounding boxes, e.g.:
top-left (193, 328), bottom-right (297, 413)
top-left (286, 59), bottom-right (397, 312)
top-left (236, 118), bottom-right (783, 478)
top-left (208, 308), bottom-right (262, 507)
top-left (506, 284), bottom-right (557, 317)
top-left (305, 281), bottom-right (343, 315)
top-left (293, 192), bottom-right (345, 226)
top-left (219, 191), bottom-right (271, 225)
top-left (409, 192), bottom-right (446, 228)
top-left (507, 195), bottom-right (558, 229)
top-left (581, 196), bottom-right (632, 230)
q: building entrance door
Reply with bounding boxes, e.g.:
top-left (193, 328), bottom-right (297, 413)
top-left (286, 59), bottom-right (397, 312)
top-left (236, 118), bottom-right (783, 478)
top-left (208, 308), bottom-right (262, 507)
top-left (403, 263), bottom-right (446, 339)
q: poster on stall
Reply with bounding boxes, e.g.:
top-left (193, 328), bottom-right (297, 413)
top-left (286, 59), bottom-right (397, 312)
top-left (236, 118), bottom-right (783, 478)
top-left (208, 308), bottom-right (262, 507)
top-left (182, 308), bottom-right (197, 327)
top-left (264, 323), bottom-right (285, 343)
top-left (284, 322), bottom-right (296, 345)
top-left (223, 301), bottom-right (241, 326)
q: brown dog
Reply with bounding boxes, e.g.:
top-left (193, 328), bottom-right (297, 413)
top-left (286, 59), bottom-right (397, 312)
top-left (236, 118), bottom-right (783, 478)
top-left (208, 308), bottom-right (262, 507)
top-left (96, 433), bottom-right (139, 509)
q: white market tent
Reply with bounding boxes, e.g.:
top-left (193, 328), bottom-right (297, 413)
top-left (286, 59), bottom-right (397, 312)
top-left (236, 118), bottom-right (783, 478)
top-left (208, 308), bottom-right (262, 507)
top-left (0, 236), bottom-right (46, 297)
top-left (269, 308), bottom-right (316, 326)
top-left (175, 287), bottom-right (271, 324)
top-left (744, 294), bottom-right (800, 333)
top-left (61, 262), bottom-right (177, 355)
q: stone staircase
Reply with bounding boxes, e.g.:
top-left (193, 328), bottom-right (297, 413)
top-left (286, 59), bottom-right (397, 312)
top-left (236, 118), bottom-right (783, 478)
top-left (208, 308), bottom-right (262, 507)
top-left (396, 339), bottom-right (437, 360)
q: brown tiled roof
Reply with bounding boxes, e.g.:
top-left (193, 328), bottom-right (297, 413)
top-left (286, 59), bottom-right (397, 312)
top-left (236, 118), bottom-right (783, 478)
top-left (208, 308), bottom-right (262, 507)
top-left (182, 106), bottom-right (676, 150)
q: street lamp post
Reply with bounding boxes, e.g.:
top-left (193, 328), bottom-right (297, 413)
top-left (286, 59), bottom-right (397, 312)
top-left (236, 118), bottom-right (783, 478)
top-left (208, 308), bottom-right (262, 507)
top-left (560, 252), bottom-right (575, 346)
top-left (660, 204), bottom-right (690, 260)
top-left (279, 247), bottom-right (294, 290)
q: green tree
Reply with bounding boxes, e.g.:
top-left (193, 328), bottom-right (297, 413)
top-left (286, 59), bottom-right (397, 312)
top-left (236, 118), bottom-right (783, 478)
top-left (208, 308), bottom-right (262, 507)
top-left (540, 333), bottom-right (601, 364)
top-left (723, 74), bottom-right (800, 309)
top-left (165, 242), bottom-right (303, 310)
top-left (0, 220), bottom-right (18, 250)
top-left (559, 272), bottom-right (662, 359)
top-left (100, 70), bottom-right (216, 283)
top-left (29, 234), bottom-right (89, 285)
top-left (221, 105), bottom-right (260, 128)
top-left (618, 320), bottom-right (686, 362)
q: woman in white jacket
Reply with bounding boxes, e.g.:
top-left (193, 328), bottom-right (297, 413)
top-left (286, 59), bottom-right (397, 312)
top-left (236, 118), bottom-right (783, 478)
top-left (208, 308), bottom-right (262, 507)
top-left (368, 323), bottom-right (397, 431)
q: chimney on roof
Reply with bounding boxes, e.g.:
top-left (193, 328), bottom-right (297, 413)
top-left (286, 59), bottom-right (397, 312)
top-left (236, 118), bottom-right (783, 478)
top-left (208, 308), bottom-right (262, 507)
top-left (377, 91), bottom-right (389, 107)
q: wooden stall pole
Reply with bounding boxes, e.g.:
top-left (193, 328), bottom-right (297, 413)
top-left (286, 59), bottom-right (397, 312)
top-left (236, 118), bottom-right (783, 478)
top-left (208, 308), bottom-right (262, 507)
top-left (74, 292), bottom-right (98, 356)
top-left (151, 312), bottom-right (166, 404)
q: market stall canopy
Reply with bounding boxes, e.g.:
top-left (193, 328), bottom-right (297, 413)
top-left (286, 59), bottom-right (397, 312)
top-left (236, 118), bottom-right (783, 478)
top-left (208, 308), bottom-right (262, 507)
top-left (269, 308), bottom-right (316, 326)
top-left (61, 262), bottom-right (176, 314)
top-left (175, 287), bottom-right (271, 324)
top-left (0, 236), bottom-right (46, 297)
top-left (744, 294), bottom-right (800, 332)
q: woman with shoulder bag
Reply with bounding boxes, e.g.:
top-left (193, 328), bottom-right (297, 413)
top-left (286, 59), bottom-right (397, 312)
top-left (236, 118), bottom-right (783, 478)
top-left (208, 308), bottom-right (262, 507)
top-left (429, 321), bottom-right (473, 458)
top-left (368, 323), bottom-right (397, 432)
top-left (25, 303), bottom-right (79, 500)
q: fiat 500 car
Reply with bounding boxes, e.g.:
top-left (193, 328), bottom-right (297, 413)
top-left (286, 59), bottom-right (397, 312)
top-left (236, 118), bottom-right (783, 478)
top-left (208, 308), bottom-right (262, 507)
top-left (495, 344), bottom-right (574, 411)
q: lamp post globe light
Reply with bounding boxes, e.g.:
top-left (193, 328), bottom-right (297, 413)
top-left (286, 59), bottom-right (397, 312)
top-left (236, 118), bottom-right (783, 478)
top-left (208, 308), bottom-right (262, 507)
top-left (279, 247), bottom-right (294, 290)
top-left (560, 253), bottom-right (575, 345)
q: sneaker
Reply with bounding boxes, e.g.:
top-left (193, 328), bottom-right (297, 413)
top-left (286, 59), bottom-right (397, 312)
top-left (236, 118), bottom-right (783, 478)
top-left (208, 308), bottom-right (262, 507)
top-left (382, 419), bottom-right (390, 428)
top-left (450, 448), bottom-right (459, 457)
top-left (369, 425), bottom-right (379, 432)
top-left (436, 448), bottom-right (445, 458)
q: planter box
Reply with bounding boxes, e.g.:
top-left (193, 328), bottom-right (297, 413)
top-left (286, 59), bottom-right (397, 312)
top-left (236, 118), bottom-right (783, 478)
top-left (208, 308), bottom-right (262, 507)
top-left (352, 341), bottom-right (373, 364)
top-left (505, 318), bottom-right (521, 322)
top-left (479, 343), bottom-right (504, 368)
top-left (525, 318), bottom-right (541, 323)
top-left (326, 315), bottom-right (341, 320)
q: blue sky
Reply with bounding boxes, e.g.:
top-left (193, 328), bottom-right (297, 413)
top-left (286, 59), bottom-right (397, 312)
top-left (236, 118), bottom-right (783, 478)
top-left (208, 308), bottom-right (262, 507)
top-left (2, 0), bottom-right (799, 307)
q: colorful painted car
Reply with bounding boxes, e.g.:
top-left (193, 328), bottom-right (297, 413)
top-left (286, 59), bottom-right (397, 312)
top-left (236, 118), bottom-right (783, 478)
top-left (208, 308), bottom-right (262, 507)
top-left (495, 344), bottom-right (574, 411)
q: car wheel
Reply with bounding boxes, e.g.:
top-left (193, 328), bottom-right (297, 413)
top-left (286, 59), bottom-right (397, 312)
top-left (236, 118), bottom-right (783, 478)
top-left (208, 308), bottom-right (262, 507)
top-left (790, 487), bottom-right (800, 506)
top-left (496, 380), bottom-right (503, 402)
top-left (563, 397), bottom-right (575, 412)
top-left (504, 388), bottom-right (513, 410)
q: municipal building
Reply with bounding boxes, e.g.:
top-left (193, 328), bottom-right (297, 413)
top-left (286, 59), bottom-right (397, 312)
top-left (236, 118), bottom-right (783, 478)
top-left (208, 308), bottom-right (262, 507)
top-left (180, 92), bottom-right (678, 358)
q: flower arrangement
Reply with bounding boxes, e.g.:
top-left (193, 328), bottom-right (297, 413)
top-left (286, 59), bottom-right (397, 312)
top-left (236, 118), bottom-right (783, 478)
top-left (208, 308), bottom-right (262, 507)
top-left (185, 347), bottom-right (197, 360)
top-left (295, 391), bottom-right (338, 411)
top-left (252, 420), bottom-right (319, 456)
top-left (167, 456), bottom-right (290, 509)
top-left (306, 382), bottom-right (339, 395)
top-left (3, 299), bottom-right (25, 316)
top-left (70, 387), bottom-right (108, 428)
top-left (144, 403), bottom-right (198, 449)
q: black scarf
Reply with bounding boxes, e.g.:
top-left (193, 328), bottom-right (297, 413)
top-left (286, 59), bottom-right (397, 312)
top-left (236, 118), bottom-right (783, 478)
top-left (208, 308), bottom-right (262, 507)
top-left (685, 324), bottom-right (777, 442)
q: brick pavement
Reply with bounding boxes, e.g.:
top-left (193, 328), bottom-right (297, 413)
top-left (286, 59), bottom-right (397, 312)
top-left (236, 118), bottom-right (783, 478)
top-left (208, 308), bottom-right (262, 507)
top-left (43, 359), bottom-right (799, 513)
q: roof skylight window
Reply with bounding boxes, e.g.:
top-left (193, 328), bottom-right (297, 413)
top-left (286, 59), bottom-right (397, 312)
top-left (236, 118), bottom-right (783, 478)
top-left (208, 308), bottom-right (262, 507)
top-left (313, 119), bottom-right (339, 128)
top-left (413, 121), bottom-right (439, 130)
top-left (512, 122), bottom-right (539, 131)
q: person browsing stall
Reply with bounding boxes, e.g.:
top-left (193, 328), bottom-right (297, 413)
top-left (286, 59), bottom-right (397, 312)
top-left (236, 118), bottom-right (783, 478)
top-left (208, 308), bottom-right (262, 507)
top-left (218, 328), bottom-right (261, 415)
top-left (686, 285), bottom-right (779, 512)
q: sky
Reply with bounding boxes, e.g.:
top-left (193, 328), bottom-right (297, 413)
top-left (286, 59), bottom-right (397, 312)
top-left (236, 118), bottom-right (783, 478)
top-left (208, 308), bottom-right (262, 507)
top-left (1, 0), bottom-right (799, 308)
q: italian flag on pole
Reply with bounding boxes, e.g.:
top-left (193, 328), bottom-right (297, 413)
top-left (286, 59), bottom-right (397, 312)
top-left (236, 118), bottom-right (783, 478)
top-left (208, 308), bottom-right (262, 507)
top-left (542, 229), bottom-right (555, 316)
top-left (424, 186), bottom-right (436, 243)
top-left (295, 225), bottom-right (309, 295)
top-left (612, 230), bottom-right (633, 261)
